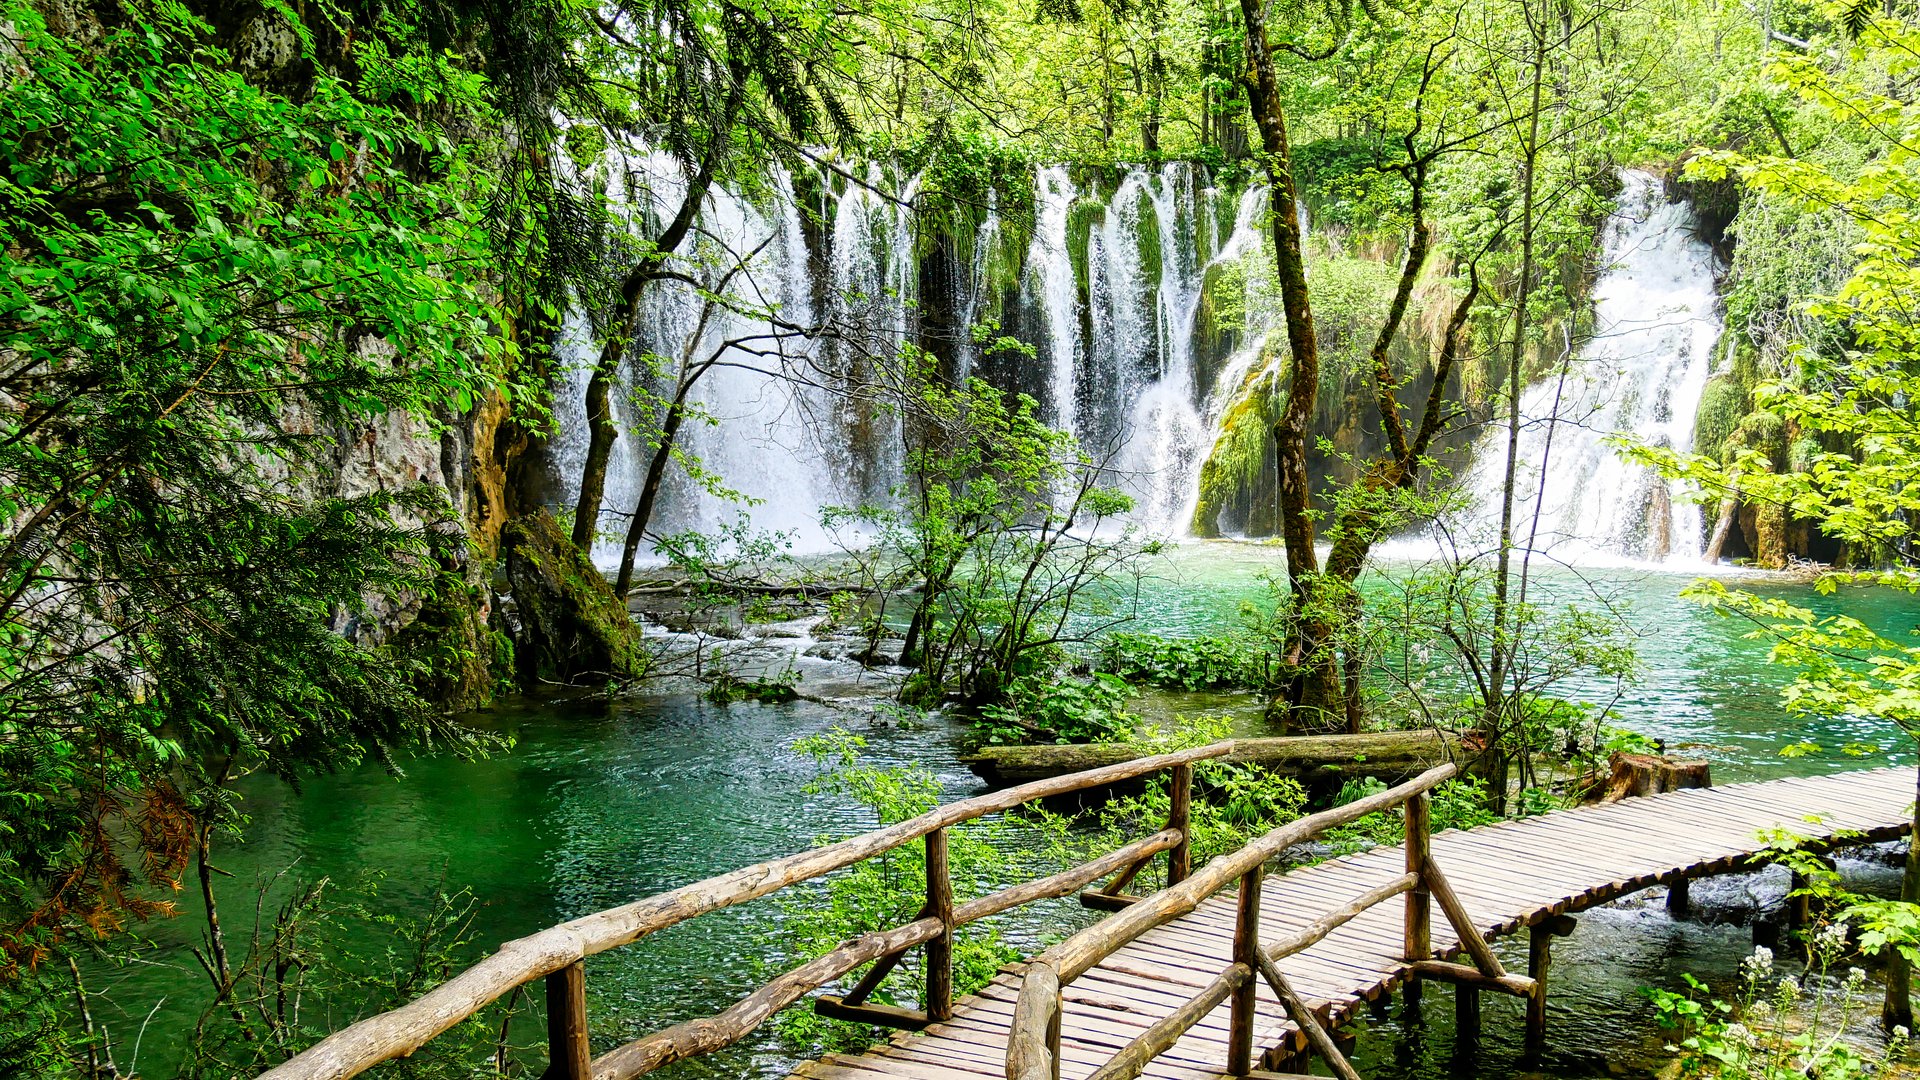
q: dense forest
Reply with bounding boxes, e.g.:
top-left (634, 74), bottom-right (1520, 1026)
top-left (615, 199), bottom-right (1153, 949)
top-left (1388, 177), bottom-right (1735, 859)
top-left (4, 0), bottom-right (1920, 1075)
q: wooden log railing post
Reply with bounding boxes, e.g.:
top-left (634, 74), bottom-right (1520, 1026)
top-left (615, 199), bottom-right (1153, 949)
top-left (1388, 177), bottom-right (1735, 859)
top-left (542, 961), bottom-right (591, 1080)
top-left (1455, 981), bottom-right (1480, 1047)
top-left (1526, 914), bottom-right (1577, 1057)
top-left (1403, 790), bottom-right (1432, 1009)
top-left (1789, 869), bottom-right (1811, 930)
top-left (1229, 865), bottom-right (1262, 1077)
top-left (1007, 963), bottom-right (1062, 1080)
top-left (1666, 875), bottom-right (1691, 919)
top-left (926, 827), bottom-right (955, 1021)
top-left (1523, 926), bottom-right (1547, 1055)
top-left (1167, 763), bottom-right (1193, 887)
top-left (1255, 955), bottom-right (1363, 1080)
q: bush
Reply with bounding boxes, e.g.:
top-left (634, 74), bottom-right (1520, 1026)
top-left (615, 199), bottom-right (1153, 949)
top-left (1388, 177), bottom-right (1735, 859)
top-left (771, 728), bottom-right (1032, 1054)
top-left (974, 674), bottom-right (1138, 745)
top-left (1096, 633), bottom-right (1269, 691)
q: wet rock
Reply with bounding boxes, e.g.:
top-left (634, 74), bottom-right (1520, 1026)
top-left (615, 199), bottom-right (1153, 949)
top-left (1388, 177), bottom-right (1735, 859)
top-left (501, 510), bottom-right (648, 686)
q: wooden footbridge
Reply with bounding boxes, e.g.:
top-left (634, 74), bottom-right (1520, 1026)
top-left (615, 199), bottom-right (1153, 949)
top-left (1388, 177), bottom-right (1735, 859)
top-left (255, 742), bottom-right (1916, 1080)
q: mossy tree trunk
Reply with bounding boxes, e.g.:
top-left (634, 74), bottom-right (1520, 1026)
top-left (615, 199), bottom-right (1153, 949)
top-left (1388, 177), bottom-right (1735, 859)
top-left (504, 510), bottom-right (648, 686)
top-left (1237, 0), bottom-right (1345, 732)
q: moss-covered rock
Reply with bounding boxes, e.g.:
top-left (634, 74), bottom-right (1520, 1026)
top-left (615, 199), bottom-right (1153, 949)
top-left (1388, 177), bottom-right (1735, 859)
top-left (1065, 198), bottom-right (1106, 297)
top-left (1729, 409), bottom-right (1789, 471)
top-left (1190, 346), bottom-right (1284, 536)
top-left (1692, 374), bottom-right (1746, 461)
top-left (1751, 500), bottom-right (1789, 569)
top-left (392, 568), bottom-right (499, 712)
top-left (501, 510), bottom-right (649, 687)
top-left (1130, 190), bottom-right (1163, 286)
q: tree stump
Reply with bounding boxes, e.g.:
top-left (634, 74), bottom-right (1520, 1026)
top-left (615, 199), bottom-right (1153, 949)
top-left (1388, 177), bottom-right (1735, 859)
top-left (1582, 752), bottom-right (1712, 803)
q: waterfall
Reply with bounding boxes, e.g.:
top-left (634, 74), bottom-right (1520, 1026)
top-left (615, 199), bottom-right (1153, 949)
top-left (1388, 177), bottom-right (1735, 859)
top-left (548, 155), bottom-right (1284, 562)
top-left (1446, 170), bottom-right (1723, 564)
top-left (1105, 165), bottom-right (1236, 534)
top-left (821, 165), bottom-right (917, 507)
top-left (550, 148), bottom-right (879, 560)
top-left (954, 188), bottom-right (1001, 383)
top-left (1024, 166), bottom-right (1083, 435)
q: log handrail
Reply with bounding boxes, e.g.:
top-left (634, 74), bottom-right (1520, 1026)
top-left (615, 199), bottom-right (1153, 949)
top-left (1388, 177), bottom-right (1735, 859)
top-left (1005, 760), bottom-right (1459, 1080)
top-left (257, 740), bottom-right (1233, 1080)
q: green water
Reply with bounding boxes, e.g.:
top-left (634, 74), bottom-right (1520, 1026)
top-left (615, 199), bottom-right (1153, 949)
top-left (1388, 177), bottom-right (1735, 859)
top-left (93, 544), bottom-right (1920, 1078)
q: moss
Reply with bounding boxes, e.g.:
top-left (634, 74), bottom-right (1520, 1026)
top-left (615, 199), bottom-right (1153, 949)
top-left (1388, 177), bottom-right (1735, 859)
top-left (1729, 409), bottom-right (1789, 471)
top-left (500, 509), bottom-right (649, 687)
top-left (1191, 346), bottom-right (1284, 535)
top-left (1787, 435), bottom-right (1824, 474)
top-left (1131, 191), bottom-right (1162, 286)
top-left (1065, 198), bottom-right (1106, 297)
top-left (1692, 374), bottom-right (1747, 461)
top-left (392, 569), bottom-right (498, 712)
top-left (1752, 500), bottom-right (1789, 569)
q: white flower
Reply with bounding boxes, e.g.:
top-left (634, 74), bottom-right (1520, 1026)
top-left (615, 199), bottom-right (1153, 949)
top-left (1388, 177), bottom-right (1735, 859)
top-left (1847, 966), bottom-right (1867, 988)
top-left (1743, 946), bottom-right (1775, 983)
top-left (1724, 1022), bottom-right (1756, 1047)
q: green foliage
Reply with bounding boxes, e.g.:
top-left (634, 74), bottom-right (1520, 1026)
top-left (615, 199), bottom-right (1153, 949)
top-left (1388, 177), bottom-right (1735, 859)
top-left (1635, 3), bottom-right (1920, 740)
top-left (1321, 776), bottom-right (1499, 854)
top-left (0, 0), bottom-right (512, 982)
top-left (703, 665), bottom-right (804, 705)
top-left (1646, 936), bottom-right (1899, 1079)
top-left (1293, 138), bottom-right (1409, 236)
top-left (826, 365), bottom-right (1148, 705)
top-left (1091, 717), bottom-right (1310, 870)
top-left (974, 674), bottom-right (1138, 745)
top-left (1096, 632), bottom-right (1269, 691)
top-left (172, 876), bottom-right (515, 1078)
top-left (1694, 375), bottom-right (1749, 463)
top-left (769, 728), bottom-right (1030, 1055)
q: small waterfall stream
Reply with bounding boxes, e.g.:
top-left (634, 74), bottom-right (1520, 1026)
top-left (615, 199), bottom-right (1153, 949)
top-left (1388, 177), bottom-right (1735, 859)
top-left (1446, 170), bottom-right (1723, 565)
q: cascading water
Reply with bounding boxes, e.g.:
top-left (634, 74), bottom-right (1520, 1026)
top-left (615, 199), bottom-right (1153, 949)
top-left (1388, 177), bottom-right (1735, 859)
top-left (820, 165), bottom-right (917, 508)
top-left (1447, 169), bottom-right (1723, 564)
top-left (1104, 165), bottom-right (1237, 534)
top-left (953, 188), bottom-right (1001, 383)
top-left (1024, 166), bottom-right (1084, 436)
top-left (550, 155), bottom-right (1281, 560)
top-left (550, 148), bottom-right (876, 559)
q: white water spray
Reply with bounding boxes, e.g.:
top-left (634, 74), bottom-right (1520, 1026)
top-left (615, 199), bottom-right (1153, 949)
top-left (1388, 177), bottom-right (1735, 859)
top-left (1446, 170), bottom-right (1723, 565)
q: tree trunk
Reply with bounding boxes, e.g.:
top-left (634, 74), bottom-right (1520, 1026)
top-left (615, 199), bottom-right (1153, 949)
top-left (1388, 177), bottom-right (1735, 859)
top-left (1704, 486), bottom-right (1741, 562)
top-left (1886, 764), bottom-right (1919, 1031)
top-left (569, 143), bottom-right (726, 553)
top-left (1483, 12), bottom-right (1550, 814)
top-left (1237, 0), bottom-right (1342, 730)
top-left (611, 399), bottom-right (690, 598)
top-left (1577, 752), bottom-right (1712, 803)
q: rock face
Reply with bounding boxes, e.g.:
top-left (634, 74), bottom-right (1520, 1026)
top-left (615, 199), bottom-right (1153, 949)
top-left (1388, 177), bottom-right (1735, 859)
top-left (500, 510), bottom-right (648, 686)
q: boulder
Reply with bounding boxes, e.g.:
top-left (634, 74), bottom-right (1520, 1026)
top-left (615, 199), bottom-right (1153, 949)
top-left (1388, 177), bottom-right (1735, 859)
top-left (500, 510), bottom-right (648, 686)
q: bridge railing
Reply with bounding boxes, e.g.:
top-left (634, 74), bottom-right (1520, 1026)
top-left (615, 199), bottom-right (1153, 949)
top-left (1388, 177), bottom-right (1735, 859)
top-left (1005, 760), bottom-right (1535, 1080)
top-left (255, 739), bottom-right (1238, 1080)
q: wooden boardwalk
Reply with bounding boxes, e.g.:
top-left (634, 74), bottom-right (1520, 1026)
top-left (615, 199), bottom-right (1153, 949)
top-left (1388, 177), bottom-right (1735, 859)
top-left (794, 767), bottom-right (1915, 1080)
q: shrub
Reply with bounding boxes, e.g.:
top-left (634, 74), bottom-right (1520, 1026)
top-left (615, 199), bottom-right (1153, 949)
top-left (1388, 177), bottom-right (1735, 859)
top-left (974, 674), bottom-right (1139, 746)
top-left (1096, 633), bottom-right (1269, 691)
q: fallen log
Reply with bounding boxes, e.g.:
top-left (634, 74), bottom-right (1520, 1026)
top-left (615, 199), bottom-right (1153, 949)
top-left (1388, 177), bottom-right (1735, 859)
top-left (962, 730), bottom-right (1465, 793)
